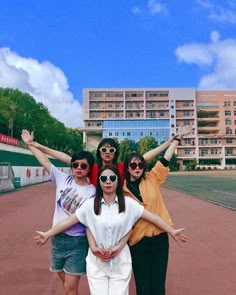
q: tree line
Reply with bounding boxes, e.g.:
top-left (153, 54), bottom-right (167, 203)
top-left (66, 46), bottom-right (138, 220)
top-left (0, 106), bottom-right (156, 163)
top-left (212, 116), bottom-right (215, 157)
top-left (0, 87), bottom-right (178, 170)
top-left (0, 87), bottom-right (83, 155)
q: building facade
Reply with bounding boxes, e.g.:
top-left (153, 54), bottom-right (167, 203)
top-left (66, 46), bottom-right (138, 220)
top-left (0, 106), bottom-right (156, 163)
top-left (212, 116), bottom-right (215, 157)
top-left (82, 88), bottom-right (236, 170)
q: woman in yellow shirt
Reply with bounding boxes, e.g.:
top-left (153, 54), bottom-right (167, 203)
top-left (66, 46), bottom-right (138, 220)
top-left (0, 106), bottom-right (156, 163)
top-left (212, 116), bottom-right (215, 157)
top-left (123, 136), bottom-right (182, 295)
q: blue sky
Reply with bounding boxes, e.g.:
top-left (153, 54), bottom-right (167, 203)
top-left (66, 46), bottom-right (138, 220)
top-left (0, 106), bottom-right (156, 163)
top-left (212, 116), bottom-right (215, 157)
top-left (1, 0), bottom-right (236, 127)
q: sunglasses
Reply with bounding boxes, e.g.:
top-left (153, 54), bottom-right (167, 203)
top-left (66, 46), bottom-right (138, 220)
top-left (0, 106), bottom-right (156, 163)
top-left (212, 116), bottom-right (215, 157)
top-left (129, 162), bottom-right (145, 170)
top-left (99, 174), bottom-right (118, 183)
top-left (71, 162), bottom-right (88, 169)
top-left (99, 147), bottom-right (116, 153)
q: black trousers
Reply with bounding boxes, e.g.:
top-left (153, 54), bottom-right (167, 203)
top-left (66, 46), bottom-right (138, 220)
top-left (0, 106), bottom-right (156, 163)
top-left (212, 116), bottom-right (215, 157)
top-left (129, 233), bottom-right (169, 295)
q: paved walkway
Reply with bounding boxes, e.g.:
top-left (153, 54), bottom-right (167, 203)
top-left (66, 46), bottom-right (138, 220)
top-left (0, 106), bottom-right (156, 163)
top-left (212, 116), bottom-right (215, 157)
top-left (0, 183), bottom-right (235, 295)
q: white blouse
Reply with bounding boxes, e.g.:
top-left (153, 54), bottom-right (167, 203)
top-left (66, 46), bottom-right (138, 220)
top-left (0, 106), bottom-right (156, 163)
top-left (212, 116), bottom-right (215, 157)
top-left (76, 196), bottom-right (144, 249)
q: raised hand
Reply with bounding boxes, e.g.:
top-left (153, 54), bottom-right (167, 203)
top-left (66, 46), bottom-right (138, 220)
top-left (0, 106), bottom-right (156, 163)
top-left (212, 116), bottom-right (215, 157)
top-left (21, 129), bottom-right (34, 145)
top-left (33, 231), bottom-right (49, 246)
top-left (170, 228), bottom-right (188, 246)
top-left (177, 126), bottom-right (193, 137)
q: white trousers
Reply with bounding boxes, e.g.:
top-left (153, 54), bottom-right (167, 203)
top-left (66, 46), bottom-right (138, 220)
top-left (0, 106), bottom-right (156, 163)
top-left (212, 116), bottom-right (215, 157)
top-left (86, 244), bottom-right (132, 295)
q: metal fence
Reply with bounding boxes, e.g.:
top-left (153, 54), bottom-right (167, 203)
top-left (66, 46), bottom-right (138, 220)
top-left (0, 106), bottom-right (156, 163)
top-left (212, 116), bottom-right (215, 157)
top-left (0, 162), bottom-right (15, 192)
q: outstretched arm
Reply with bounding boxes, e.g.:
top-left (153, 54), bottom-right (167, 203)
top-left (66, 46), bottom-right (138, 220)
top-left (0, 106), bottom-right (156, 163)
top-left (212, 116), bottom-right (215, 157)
top-left (141, 209), bottom-right (188, 246)
top-left (22, 130), bottom-right (52, 173)
top-left (34, 214), bottom-right (78, 245)
top-left (164, 126), bottom-right (193, 161)
top-left (21, 129), bottom-right (71, 165)
top-left (143, 126), bottom-right (193, 162)
top-left (143, 137), bottom-right (173, 162)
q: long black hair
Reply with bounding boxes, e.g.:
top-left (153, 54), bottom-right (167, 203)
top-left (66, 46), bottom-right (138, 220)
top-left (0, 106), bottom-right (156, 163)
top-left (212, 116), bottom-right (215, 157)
top-left (96, 138), bottom-right (119, 168)
top-left (94, 164), bottom-right (125, 215)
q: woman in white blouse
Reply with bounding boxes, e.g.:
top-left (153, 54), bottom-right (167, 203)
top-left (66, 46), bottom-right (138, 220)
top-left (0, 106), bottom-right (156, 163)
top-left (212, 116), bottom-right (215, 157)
top-left (34, 164), bottom-right (188, 295)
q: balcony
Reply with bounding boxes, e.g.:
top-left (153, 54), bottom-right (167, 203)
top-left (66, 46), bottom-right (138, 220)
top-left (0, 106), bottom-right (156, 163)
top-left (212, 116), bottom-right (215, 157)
top-left (199, 154), bottom-right (223, 159)
top-left (197, 117), bottom-right (219, 122)
top-left (225, 154), bottom-right (236, 157)
top-left (146, 105), bottom-right (169, 110)
top-left (198, 126), bottom-right (219, 131)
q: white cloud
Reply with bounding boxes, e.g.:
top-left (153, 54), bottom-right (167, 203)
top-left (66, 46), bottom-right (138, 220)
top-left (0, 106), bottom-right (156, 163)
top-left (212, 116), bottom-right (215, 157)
top-left (0, 47), bottom-right (83, 128)
top-left (210, 31), bottom-right (220, 43)
top-left (197, 0), bottom-right (236, 24)
top-left (175, 43), bottom-right (213, 66)
top-left (131, 6), bottom-right (142, 15)
top-left (196, 0), bottom-right (213, 9)
top-left (209, 7), bottom-right (236, 24)
top-left (175, 31), bottom-right (236, 89)
top-left (147, 0), bottom-right (165, 15)
top-left (131, 0), bottom-right (166, 16)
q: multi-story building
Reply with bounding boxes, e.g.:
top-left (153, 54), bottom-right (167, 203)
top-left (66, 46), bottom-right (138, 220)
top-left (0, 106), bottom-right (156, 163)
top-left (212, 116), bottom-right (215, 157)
top-left (82, 88), bottom-right (236, 170)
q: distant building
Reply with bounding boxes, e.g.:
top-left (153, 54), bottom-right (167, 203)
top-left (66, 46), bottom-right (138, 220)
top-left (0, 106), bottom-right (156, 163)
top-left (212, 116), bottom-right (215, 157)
top-left (82, 88), bottom-right (236, 170)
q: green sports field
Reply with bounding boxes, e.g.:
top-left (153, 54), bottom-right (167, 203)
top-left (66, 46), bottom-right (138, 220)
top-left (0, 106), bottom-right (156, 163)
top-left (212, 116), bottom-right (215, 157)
top-left (164, 170), bottom-right (236, 210)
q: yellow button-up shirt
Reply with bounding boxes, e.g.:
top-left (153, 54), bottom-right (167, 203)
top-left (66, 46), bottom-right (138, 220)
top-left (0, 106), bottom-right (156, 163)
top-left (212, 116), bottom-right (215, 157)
top-left (123, 161), bottom-right (173, 246)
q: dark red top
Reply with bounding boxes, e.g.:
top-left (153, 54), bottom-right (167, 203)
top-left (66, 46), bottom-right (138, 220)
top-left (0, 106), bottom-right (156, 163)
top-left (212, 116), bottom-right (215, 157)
top-left (89, 162), bottom-right (125, 186)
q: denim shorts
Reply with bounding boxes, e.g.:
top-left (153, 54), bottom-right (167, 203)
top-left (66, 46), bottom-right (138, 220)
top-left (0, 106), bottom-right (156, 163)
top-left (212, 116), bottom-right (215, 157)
top-left (50, 233), bottom-right (89, 275)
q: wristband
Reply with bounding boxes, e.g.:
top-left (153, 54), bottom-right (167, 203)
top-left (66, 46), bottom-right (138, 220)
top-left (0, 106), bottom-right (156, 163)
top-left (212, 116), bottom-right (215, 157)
top-left (174, 138), bottom-right (181, 143)
top-left (173, 135), bottom-right (181, 144)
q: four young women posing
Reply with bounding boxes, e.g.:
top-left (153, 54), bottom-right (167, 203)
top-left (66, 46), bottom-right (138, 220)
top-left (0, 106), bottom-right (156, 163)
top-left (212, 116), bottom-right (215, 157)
top-left (22, 126), bottom-right (191, 295)
top-left (34, 164), bottom-right (188, 295)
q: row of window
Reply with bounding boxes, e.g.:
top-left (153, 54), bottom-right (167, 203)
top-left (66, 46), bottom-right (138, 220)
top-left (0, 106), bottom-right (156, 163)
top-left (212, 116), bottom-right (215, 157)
top-left (86, 122), bottom-right (102, 127)
top-left (89, 92), bottom-right (123, 98)
top-left (103, 129), bottom-right (169, 144)
top-left (89, 113), bottom-right (192, 119)
top-left (197, 102), bottom-right (219, 108)
top-left (225, 119), bottom-right (236, 125)
top-left (225, 129), bottom-right (236, 134)
top-left (105, 131), bottom-right (167, 137)
top-left (146, 92), bottom-right (168, 97)
top-left (90, 102), bottom-right (170, 108)
top-left (225, 110), bottom-right (236, 116)
top-left (89, 91), bottom-right (170, 98)
top-left (197, 101), bottom-right (236, 108)
top-left (200, 149), bottom-right (234, 155)
top-left (184, 149), bottom-right (234, 155)
top-left (103, 119), bottom-right (169, 129)
top-left (90, 103), bottom-right (236, 113)
top-left (224, 101), bottom-right (236, 106)
top-left (182, 139), bottom-right (235, 145)
top-left (89, 111), bottom-right (171, 118)
top-left (199, 138), bottom-right (234, 144)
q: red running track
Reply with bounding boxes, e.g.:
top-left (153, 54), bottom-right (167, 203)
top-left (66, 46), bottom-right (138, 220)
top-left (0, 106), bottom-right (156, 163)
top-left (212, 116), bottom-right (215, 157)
top-left (0, 182), bottom-right (235, 295)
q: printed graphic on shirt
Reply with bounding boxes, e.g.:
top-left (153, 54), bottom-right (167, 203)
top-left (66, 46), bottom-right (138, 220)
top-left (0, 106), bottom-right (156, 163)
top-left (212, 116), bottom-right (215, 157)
top-left (58, 187), bottom-right (84, 214)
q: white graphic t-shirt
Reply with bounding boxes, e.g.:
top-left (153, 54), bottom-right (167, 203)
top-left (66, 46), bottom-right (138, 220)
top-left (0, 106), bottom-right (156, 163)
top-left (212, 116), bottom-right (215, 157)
top-left (50, 164), bottom-right (95, 236)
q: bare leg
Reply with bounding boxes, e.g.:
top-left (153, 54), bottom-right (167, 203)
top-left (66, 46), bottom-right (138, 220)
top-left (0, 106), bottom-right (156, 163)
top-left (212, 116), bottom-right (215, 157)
top-left (57, 271), bottom-right (66, 288)
top-left (64, 273), bottom-right (81, 295)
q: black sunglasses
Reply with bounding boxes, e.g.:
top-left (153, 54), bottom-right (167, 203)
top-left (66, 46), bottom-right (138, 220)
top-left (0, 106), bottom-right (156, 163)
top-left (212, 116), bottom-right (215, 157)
top-left (99, 147), bottom-right (116, 153)
top-left (129, 162), bottom-right (145, 170)
top-left (99, 174), bottom-right (118, 183)
top-left (71, 162), bottom-right (88, 169)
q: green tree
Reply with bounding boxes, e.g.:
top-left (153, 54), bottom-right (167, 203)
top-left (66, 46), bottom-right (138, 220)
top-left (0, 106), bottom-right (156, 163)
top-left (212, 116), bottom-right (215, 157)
top-left (137, 136), bottom-right (158, 170)
top-left (137, 136), bottom-right (179, 171)
top-left (0, 87), bottom-right (83, 153)
top-left (168, 153), bottom-right (180, 171)
top-left (118, 138), bottom-right (135, 162)
top-left (184, 160), bottom-right (198, 171)
top-left (137, 136), bottom-right (157, 155)
top-left (0, 96), bottom-right (11, 134)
